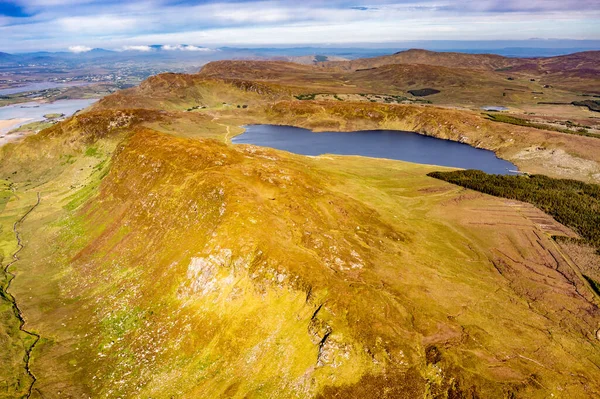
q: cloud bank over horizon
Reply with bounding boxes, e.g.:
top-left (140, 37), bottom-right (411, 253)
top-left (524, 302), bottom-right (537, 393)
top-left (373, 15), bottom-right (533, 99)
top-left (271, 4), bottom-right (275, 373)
top-left (0, 0), bottom-right (599, 52)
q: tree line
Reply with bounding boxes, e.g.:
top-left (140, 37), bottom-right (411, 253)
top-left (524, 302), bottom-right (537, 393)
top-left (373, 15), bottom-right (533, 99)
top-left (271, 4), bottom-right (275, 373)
top-left (428, 170), bottom-right (600, 254)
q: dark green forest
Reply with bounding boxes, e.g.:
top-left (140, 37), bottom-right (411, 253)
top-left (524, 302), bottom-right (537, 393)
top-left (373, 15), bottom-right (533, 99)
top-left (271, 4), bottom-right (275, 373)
top-left (428, 170), bottom-right (600, 253)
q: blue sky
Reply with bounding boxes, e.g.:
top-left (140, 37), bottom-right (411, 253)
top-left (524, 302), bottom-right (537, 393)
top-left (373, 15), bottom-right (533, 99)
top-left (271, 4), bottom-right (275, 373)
top-left (0, 0), bottom-right (599, 52)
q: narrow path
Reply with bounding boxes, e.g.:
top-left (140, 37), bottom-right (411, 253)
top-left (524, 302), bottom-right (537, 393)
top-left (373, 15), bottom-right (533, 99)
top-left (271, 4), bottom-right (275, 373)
top-left (223, 124), bottom-right (231, 141)
top-left (210, 115), bottom-right (232, 142)
top-left (2, 192), bottom-right (41, 399)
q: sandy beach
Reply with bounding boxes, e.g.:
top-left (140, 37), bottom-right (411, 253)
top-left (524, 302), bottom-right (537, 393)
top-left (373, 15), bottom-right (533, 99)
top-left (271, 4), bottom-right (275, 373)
top-left (0, 118), bottom-right (32, 146)
top-left (0, 118), bottom-right (31, 134)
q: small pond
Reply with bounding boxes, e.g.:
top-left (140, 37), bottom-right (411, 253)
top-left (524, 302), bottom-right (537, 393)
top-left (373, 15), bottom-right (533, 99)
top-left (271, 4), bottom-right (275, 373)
top-left (481, 106), bottom-right (509, 111)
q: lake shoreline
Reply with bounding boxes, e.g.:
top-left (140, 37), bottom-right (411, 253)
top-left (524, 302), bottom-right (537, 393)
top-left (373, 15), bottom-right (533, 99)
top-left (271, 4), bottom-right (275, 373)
top-left (233, 124), bottom-right (518, 174)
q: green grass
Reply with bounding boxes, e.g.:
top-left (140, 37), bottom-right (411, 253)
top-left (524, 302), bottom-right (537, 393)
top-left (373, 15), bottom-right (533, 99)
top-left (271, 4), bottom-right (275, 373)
top-left (1, 79), bottom-right (600, 398)
top-left (0, 180), bottom-right (13, 214)
top-left (84, 146), bottom-right (102, 158)
top-left (43, 113), bottom-right (64, 119)
top-left (59, 154), bottom-right (76, 166)
top-left (64, 159), bottom-right (110, 211)
top-left (9, 121), bottom-right (53, 133)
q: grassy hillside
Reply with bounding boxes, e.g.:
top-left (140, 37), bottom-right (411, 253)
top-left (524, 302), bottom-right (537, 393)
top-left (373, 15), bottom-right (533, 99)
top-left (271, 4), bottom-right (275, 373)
top-left (316, 49), bottom-right (528, 71)
top-left (428, 170), bottom-right (600, 252)
top-left (0, 58), bottom-right (599, 398)
top-left (317, 49), bottom-right (600, 94)
top-left (198, 59), bottom-right (575, 106)
top-left (90, 73), bottom-right (600, 183)
top-left (0, 103), bottom-right (597, 397)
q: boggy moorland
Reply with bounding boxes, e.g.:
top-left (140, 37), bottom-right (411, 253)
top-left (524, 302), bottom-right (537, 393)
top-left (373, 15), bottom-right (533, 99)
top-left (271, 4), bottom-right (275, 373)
top-left (0, 50), bottom-right (599, 398)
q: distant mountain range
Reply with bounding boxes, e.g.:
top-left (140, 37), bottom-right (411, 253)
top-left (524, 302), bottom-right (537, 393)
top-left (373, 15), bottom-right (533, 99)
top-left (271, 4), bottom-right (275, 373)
top-left (1, 44), bottom-right (599, 66)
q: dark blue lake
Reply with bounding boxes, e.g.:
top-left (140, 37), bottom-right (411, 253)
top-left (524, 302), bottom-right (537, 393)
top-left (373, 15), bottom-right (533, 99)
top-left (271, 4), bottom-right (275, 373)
top-left (233, 125), bottom-right (518, 175)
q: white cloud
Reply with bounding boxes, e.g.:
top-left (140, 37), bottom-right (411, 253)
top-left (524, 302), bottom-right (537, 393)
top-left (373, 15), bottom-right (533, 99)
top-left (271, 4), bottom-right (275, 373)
top-left (161, 44), bottom-right (213, 52)
top-left (129, 15), bottom-right (600, 46)
top-left (208, 6), bottom-right (294, 23)
top-left (59, 15), bottom-right (138, 34)
top-left (185, 45), bottom-right (213, 52)
top-left (122, 45), bottom-right (152, 51)
top-left (0, 0), bottom-right (598, 52)
top-left (68, 45), bottom-right (92, 53)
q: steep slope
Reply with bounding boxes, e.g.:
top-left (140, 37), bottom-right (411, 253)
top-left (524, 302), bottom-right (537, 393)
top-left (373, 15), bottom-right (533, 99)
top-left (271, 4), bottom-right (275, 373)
top-left (261, 101), bottom-right (600, 182)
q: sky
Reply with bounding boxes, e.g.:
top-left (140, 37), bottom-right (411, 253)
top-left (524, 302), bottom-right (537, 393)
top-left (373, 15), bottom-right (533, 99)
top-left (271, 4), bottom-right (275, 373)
top-left (0, 0), bottom-right (599, 52)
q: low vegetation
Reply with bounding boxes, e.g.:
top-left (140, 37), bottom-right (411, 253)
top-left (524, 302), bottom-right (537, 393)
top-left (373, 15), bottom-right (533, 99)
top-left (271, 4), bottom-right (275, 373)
top-left (572, 99), bottom-right (600, 112)
top-left (428, 170), bottom-right (600, 253)
top-left (486, 113), bottom-right (598, 138)
top-left (295, 93), bottom-right (317, 100)
top-left (9, 120), bottom-right (53, 133)
top-left (43, 113), bottom-right (64, 119)
top-left (583, 274), bottom-right (600, 296)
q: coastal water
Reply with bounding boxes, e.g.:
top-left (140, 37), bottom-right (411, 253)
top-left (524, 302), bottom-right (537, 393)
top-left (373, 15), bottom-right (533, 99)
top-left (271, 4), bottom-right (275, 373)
top-left (0, 99), bottom-right (97, 134)
top-left (0, 81), bottom-right (91, 96)
top-left (233, 125), bottom-right (518, 174)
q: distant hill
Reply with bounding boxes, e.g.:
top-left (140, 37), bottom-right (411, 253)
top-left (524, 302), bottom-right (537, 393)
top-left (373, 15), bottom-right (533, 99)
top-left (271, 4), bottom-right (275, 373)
top-left (311, 49), bottom-right (600, 93)
top-left (87, 48), bottom-right (117, 54)
top-left (197, 49), bottom-right (600, 102)
top-left (270, 55), bottom-right (349, 65)
top-left (317, 49), bottom-right (600, 74)
top-left (317, 49), bottom-right (522, 71)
